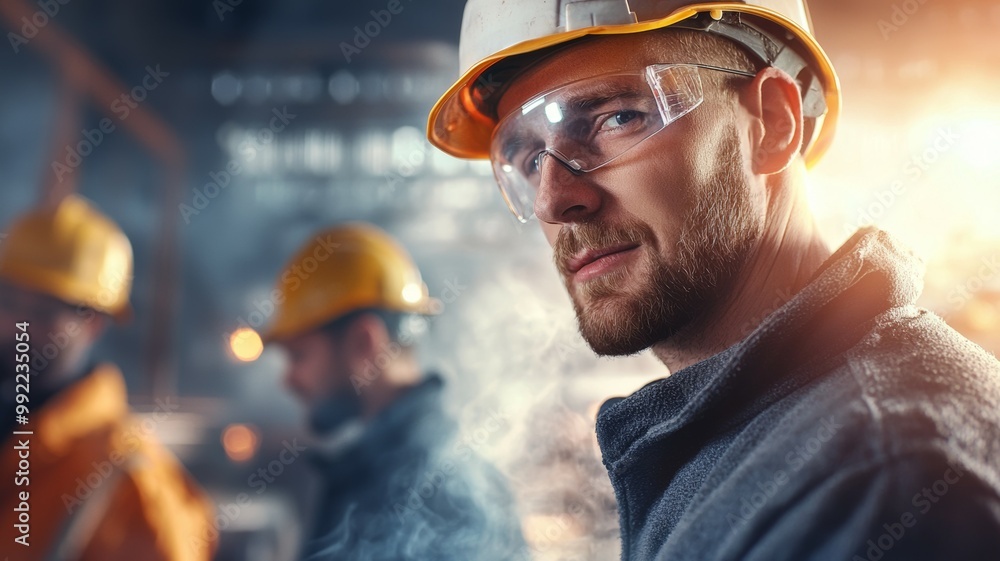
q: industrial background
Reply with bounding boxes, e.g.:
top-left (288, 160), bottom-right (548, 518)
top-left (2, 0), bottom-right (999, 559)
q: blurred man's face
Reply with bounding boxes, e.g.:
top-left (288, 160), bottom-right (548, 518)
top-left (280, 330), bottom-right (343, 405)
top-left (496, 33), bottom-right (766, 356)
top-left (0, 282), bottom-right (99, 382)
top-left (279, 327), bottom-right (362, 433)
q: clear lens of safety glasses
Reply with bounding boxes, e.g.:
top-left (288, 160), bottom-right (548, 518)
top-left (490, 64), bottom-right (728, 222)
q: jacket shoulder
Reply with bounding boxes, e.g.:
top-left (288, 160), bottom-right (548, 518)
top-left (79, 410), bottom-right (216, 561)
top-left (836, 305), bottom-right (1000, 483)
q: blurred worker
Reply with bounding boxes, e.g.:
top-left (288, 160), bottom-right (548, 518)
top-left (0, 195), bottom-right (215, 561)
top-left (426, 1), bottom-right (1000, 559)
top-left (262, 222), bottom-right (525, 560)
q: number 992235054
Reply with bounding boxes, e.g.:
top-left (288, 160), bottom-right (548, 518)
top-left (14, 322), bottom-right (30, 426)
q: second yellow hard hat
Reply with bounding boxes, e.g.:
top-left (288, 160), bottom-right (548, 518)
top-left (263, 222), bottom-right (440, 343)
top-left (0, 195), bottom-right (133, 321)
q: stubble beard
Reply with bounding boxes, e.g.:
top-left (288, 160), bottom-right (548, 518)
top-left (306, 358), bottom-right (365, 435)
top-left (556, 134), bottom-right (763, 356)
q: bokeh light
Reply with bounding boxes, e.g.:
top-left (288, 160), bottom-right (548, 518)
top-left (221, 423), bottom-right (260, 463)
top-left (229, 327), bottom-right (264, 362)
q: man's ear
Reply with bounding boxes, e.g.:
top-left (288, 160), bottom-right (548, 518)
top-left (742, 67), bottom-right (804, 175)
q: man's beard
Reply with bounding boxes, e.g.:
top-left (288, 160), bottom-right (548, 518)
top-left (554, 133), bottom-right (763, 356)
top-left (307, 384), bottom-right (363, 435)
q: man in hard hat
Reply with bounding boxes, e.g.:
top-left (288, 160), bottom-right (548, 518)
top-left (426, 1), bottom-right (1000, 559)
top-left (262, 222), bottom-right (525, 560)
top-left (0, 195), bottom-right (215, 560)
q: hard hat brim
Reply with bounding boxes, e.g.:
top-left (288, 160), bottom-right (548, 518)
top-left (0, 263), bottom-right (133, 324)
top-left (261, 297), bottom-right (443, 346)
top-left (427, 2), bottom-right (841, 168)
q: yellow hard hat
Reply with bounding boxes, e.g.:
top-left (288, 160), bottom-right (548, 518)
top-left (428, 0), bottom-right (841, 167)
top-left (263, 222), bottom-right (440, 343)
top-left (0, 195), bottom-right (133, 321)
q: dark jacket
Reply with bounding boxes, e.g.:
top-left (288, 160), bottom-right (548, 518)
top-left (596, 229), bottom-right (1000, 561)
top-left (302, 375), bottom-right (526, 560)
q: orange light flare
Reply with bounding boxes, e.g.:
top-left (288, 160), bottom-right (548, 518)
top-left (229, 326), bottom-right (264, 362)
top-left (809, 91), bottom-right (1000, 264)
top-left (221, 423), bottom-right (260, 463)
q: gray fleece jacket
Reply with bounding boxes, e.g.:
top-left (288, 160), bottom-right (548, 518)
top-left (596, 228), bottom-right (1000, 561)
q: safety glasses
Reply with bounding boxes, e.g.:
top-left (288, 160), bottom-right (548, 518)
top-left (490, 63), bottom-right (756, 222)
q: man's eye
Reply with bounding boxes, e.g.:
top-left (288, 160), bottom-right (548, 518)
top-left (519, 151), bottom-right (542, 177)
top-left (598, 110), bottom-right (641, 131)
top-left (527, 153), bottom-right (541, 176)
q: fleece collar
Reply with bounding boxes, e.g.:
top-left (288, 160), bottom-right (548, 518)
top-left (596, 228), bottom-right (925, 473)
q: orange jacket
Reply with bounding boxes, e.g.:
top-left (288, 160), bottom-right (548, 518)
top-left (1, 364), bottom-right (216, 561)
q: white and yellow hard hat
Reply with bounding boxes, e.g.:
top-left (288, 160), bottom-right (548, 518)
top-left (427, 0), bottom-right (840, 167)
top-left (0, 195), bottom-right (133, 321)
top-left (263, 222), bottom-right (440, 343)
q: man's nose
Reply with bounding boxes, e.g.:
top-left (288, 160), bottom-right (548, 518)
top-left (533, 152), bottom-right (603, 224)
